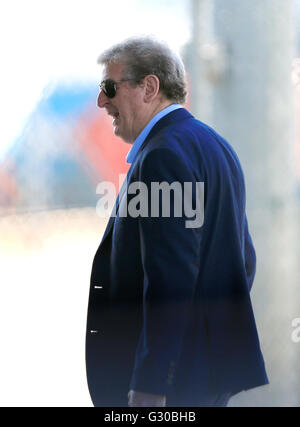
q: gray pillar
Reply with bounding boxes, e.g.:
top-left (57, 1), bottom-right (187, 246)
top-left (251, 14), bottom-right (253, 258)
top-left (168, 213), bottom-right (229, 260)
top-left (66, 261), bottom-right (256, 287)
top-left (188, 0), bottom-right (300, 406)
top-left (186, 0), bottom-right (215, 121)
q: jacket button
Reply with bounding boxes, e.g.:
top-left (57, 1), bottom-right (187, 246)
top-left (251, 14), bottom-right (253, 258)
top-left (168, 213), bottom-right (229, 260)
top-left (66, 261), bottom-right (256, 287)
top-left (94, 285), bottom-right (103, 289)
top-left (90, 330), bottom-right (99, 334)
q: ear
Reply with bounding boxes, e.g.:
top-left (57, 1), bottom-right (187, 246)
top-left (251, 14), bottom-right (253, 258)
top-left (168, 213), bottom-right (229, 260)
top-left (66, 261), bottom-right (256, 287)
top-left (143, 75), bottom-right (160, 103)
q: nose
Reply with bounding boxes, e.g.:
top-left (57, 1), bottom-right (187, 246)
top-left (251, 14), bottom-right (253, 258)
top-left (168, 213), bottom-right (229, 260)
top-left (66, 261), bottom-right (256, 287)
top-left (97, 90), bottom-right (109, 108)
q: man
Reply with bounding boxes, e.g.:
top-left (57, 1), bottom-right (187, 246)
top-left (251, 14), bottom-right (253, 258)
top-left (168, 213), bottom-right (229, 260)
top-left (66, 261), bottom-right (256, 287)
top-left (85, 36), bottom-right (268, 407)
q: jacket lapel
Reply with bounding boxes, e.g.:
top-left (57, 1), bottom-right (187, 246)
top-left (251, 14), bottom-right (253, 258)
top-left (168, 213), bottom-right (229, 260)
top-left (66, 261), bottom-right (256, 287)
top-left (99, 162), bottom-right (134, 244)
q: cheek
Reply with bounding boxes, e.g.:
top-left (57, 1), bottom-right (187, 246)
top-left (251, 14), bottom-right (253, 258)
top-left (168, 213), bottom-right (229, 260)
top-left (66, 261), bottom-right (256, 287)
top-left (122, 110), bottom-right (132, 127)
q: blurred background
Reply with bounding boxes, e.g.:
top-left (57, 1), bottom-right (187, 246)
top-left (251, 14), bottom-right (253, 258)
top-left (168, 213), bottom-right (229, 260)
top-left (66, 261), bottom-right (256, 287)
top-left (0, 0), bottom-right (300, 407)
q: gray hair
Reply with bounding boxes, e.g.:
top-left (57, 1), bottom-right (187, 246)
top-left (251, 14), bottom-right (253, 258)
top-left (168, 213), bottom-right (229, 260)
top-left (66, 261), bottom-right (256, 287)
top-left (98, 36), bottom-right (187, 104)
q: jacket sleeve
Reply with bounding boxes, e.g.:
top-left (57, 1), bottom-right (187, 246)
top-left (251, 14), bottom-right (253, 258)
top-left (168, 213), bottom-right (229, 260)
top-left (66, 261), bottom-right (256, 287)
top-left (129, 147), bottom-right (203, 395)
top-left (244, 216), bottom-right (256, 291)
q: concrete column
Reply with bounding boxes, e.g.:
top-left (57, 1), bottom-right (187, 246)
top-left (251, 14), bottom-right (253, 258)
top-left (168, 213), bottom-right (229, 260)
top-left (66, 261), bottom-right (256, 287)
top-left (187, 0), bottom-right (300, 406)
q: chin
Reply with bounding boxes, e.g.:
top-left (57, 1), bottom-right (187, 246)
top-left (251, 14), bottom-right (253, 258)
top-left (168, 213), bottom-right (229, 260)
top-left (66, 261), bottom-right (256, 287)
top-left (115, 130), bottom-right (132, 143)
top-left (113, 129), bottom-right (128, 143)
top-left (113, 127), bottom-right (121, 138)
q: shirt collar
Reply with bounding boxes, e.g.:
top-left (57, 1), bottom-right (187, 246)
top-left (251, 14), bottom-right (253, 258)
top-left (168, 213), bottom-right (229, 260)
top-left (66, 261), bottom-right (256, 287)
top-left (126, 104), bottom-right (182, 165)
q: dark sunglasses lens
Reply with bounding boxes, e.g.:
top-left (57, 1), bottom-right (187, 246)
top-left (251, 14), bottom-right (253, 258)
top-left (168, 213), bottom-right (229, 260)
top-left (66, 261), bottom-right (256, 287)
top-left (102, 79), bottom-right (116, 98)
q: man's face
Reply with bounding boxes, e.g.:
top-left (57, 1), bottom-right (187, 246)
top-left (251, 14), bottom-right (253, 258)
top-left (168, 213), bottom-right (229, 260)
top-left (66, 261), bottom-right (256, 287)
top-left (97, 63), bottom-right (146, 143)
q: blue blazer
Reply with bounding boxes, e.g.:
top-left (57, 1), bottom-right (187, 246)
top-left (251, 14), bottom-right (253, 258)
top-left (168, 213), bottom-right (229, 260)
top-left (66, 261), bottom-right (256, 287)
top-left (86, 108), bottom-right (268, 407)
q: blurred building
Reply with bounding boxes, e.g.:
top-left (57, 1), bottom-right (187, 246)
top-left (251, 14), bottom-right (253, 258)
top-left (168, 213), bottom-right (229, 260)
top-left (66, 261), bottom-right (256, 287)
top-left (0, 83), bottom-right (130, 215)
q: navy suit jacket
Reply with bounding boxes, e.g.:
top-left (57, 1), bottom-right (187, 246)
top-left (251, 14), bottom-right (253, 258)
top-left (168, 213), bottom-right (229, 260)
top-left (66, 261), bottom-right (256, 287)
top-left (85, 108), bottom-right (268, 407)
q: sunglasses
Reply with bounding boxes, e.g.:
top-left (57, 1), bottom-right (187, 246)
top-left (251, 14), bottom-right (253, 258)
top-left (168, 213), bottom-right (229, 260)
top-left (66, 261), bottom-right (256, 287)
top-left (99, 78), bottom-right (135, 99)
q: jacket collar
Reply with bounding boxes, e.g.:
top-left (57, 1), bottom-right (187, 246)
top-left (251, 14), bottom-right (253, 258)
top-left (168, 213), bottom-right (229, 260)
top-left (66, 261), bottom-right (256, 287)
top-left (137, 107), bottom-right (194, 155)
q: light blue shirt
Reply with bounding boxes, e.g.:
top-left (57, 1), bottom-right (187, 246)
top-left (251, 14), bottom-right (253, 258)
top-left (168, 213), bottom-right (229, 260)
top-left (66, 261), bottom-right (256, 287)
top-left (126, 104), bottom-right (182, 165)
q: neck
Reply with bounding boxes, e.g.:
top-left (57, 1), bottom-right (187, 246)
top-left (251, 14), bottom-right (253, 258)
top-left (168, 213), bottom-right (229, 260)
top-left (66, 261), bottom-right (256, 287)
top-left (151, 99), bottom-right (176, 118)
top-left (136, 99), bottom-right (176, 136)
top-left (128, 99), bottom-right (179, 144)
